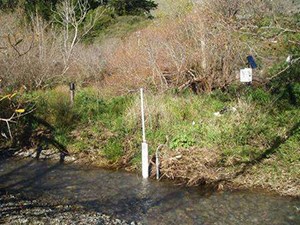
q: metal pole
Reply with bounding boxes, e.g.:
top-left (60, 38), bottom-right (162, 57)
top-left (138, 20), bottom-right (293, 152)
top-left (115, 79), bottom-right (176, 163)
top-left (140, 88), bottom-right (146, 143)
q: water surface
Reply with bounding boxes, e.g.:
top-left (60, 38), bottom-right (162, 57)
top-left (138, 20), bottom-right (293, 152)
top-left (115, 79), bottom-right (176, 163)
top-left (0, 158), bottom-right (299, 224)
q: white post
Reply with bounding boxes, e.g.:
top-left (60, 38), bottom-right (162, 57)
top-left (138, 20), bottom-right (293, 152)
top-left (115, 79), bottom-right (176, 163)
top-left (141, 88), bottom-right (146, 143)
top-left (140, 88), bottom-right (149, 179)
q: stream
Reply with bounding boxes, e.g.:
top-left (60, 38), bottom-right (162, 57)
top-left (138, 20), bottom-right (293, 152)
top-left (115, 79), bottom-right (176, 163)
top-left (0, 158), bottom-right (299, 225)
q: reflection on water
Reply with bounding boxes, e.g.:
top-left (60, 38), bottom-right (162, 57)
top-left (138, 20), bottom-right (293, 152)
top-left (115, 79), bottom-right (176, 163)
top-left (0, 158), bottom-right (299, 225)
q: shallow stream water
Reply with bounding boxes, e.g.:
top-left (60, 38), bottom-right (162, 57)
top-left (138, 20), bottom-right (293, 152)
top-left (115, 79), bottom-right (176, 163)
top-left (0, 158), bottom-right (299, 225)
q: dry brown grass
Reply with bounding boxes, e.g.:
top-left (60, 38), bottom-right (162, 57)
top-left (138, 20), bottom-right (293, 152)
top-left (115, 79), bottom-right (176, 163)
top-left (157, 146), bottom-right (299, 196)
top-left (159, 147), bottom-right (222, 186)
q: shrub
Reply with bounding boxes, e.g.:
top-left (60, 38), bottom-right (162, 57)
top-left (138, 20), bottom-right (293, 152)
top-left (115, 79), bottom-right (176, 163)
top-left (269, 61), bottom-right (300, 107)
top-left (170, 134), bottom-right (195, 149)
top-left (103, 137), bottom-right (123, 161)
top-left (108, 0), bottom-right (158, 16)
top-left (32, 87), bottom-right (79, 130)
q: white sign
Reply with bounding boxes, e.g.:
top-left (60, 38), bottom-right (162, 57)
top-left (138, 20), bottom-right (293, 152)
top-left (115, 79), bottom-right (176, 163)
top-left (240, 68), bottom-right (253, 83)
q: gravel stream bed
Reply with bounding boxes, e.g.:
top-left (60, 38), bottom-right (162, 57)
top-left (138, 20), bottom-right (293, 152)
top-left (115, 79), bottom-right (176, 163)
top-left (0, 191), bottom-right (140, 225)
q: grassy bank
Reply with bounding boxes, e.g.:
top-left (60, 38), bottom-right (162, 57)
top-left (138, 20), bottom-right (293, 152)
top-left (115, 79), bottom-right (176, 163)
top-left (18, 85), bottom-right (299, 197)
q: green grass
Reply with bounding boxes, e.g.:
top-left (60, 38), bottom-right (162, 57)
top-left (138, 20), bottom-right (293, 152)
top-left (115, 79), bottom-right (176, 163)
top-left (84, 14), bottom-right (151, 43)
top-left (103, 137), bottom-right (123, 161)
top-left (18, 85), bottom-right (300, 161)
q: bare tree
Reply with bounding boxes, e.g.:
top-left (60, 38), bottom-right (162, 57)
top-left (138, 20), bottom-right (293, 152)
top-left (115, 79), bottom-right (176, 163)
top-left (53, 0), bottom-right (106, 73)
top-left (30, 9), bottom-right (51, 62)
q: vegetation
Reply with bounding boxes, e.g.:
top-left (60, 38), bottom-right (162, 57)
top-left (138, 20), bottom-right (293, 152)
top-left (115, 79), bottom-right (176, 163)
top-left (0, 0), bottom-right (157, 17)
top-left (109, 0), bottom-right (157, 16)
top-left (3, 83), bottom-right (295, 196)
top-left (0, 0), bottom-right (299, 196)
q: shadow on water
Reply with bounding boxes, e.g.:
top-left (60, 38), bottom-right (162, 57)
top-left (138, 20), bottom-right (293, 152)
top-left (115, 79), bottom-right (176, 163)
top-left (0, 159), bottom-right (204, 222)
top-left (0, 159), bottom-right (63, 197)
top-left (0, 158), bottom-right (34, 182)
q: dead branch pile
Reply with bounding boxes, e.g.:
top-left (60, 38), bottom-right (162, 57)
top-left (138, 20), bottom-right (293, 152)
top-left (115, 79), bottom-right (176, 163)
top-left (159, 147), bottom-right (224, 186)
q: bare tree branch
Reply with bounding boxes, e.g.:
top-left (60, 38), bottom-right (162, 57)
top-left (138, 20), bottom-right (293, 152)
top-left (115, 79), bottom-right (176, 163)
top-left (51, 0), bottom-right (106, 72)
